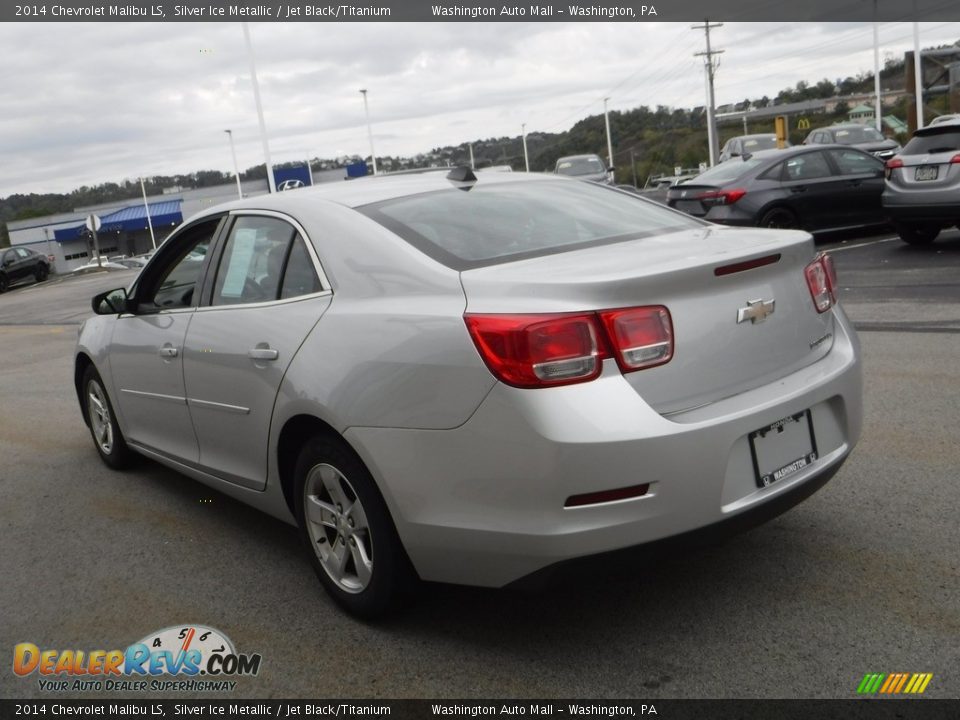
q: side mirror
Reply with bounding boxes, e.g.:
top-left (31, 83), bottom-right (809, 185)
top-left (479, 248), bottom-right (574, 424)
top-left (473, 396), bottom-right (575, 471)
top-left (92, 287), bottom-right (131, 315)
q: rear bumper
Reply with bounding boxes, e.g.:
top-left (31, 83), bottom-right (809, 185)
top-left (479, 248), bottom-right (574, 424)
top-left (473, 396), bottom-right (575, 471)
top-left (346, 308), bottom-right (863, 588)
top-left (883, 201), bottom-right (960, 224)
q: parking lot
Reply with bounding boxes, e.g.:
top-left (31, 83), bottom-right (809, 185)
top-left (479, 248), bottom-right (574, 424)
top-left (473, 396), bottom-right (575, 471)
top-left (1, 228), bottom-right (958, 699)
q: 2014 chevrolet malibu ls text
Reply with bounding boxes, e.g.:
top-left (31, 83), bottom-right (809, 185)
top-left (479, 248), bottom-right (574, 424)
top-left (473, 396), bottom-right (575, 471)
top-left (75, 170), bottom-right (862, 618)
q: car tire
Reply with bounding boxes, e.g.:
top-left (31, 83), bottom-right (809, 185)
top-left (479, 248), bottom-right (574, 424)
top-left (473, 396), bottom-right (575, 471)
top-left (35, 265), bottom-right (49, 282)
top-left (294, 434), bottom-right (416, 619)
top-left (895, 223), bottom-right (939, 245)
top-left (0, 274), bottom-right (7, 293)
top-left (759, 207), bottom-right (799, 230)
top-left (82, 365), bottom-right (135, 470)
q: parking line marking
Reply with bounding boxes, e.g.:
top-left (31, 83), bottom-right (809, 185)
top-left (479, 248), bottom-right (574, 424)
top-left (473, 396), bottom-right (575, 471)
top-left (826, 237), bottom-right (899, 253)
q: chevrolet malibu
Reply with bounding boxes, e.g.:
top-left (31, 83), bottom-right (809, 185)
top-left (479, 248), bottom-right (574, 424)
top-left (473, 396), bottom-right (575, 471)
top-left (75, 170), bottom-right (862, 618)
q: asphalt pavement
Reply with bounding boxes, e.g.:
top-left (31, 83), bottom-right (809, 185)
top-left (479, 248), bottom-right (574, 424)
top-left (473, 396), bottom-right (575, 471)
top-left (0, 233), bottom-right (958, 700)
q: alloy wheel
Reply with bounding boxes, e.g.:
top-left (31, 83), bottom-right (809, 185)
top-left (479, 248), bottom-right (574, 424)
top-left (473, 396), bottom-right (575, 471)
top-left (303, 463), bottom-right (374, 593)
top-left (87, 379), bottom-right (114, 454)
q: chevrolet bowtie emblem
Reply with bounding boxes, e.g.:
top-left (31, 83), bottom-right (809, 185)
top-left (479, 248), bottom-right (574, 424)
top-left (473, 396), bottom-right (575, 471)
top-left (737, 298), bottom-right (776, 324)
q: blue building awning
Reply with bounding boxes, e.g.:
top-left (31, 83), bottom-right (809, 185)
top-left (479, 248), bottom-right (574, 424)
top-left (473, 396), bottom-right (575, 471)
top-left (54, 199), bottom-right (182, 242)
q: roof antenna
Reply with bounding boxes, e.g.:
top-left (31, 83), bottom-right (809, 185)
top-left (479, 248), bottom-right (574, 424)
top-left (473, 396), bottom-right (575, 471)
top-left (446, 166), bottom-right (477, 183)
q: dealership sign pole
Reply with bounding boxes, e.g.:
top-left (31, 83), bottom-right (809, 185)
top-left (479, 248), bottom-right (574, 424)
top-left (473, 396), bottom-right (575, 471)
top-left (85, 214), bottom-right (102, 268)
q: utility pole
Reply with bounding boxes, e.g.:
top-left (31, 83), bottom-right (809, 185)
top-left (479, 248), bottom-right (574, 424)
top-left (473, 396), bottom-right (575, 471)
top-left (692, 20), bottom-right (723, 167)
top-left (603, 97), bottom-right (614, 173)
top-left (873, 2), bottom-right (882, 131)
top-left (469, 143), bottom-right (475, 170)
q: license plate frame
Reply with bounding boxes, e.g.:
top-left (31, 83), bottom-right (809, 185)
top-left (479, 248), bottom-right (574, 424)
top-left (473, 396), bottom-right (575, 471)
top-left (915, 166), bottom-right (938, 181)
top-left (748, 410), bottom-right (818, 489)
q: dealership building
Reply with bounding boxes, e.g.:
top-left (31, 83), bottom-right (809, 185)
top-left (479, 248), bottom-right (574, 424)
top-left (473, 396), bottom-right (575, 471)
top-left (6, 165), bottom-right (352, 274)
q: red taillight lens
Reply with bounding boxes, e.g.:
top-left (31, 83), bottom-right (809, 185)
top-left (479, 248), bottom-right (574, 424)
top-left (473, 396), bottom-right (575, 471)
top-left (464, 313), bottom-right (606, 388)
top-left (697, 188), bottom-right (747, 206)
top-left (599, 306), bottom-right (673, 372)
top-left (804, 253), bottom-right (837, 313)
top-left (950, 154), bottom-right (960, 164)
top-left (465, 306), bottom-right (674, 388)
top-left (884, 156), bottom-right (903, 179)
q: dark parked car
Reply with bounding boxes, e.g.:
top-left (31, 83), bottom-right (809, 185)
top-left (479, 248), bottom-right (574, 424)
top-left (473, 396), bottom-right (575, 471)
top-left (0, 247), bottom-right (50, 293)
top-left (882, 120), bottom-right (960, 244)
top-left (803, 123), bottom-right (901, 161)
top-left (666, 145), bottom-right (887, 233)
top-left (718, 134), bottom-right (789, 163)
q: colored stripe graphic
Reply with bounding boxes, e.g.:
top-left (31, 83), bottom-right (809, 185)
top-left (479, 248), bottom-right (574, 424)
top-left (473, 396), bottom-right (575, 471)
top-left (858, 673), bottom-right (932, 694)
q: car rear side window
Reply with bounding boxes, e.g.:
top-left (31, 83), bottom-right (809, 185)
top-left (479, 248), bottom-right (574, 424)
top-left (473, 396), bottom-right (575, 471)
top-left (902, 129), bottom-right (960, 155)
top-left (359, 180), bottom-right (702, 270)
top-left (211, 216), bottom-right (322, 306)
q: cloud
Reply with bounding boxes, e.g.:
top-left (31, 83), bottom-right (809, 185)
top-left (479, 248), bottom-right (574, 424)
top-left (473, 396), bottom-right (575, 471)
top-left (0, 20), bottom-right (957, 197)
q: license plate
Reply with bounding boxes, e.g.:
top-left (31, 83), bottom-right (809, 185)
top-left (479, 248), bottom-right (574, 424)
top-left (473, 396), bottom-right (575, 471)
top-left (748, 410), bottom-right (818, 488)
top-left (675, 200), bottom-right (703, 214)
top-left (915, 166), bottom-right (938, 181)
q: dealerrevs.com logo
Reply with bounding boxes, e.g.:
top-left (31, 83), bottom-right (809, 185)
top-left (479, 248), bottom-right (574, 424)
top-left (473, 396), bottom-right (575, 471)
top-left (13, 625), bottom-right (262, 692)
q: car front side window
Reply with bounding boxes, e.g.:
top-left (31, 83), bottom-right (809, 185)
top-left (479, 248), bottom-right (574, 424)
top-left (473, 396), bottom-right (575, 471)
top-left (138, 219), bottom-right (221, 311)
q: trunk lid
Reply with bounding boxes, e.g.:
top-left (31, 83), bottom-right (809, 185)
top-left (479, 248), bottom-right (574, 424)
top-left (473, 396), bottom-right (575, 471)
top-left (460, 225), bottom-right (835, 415)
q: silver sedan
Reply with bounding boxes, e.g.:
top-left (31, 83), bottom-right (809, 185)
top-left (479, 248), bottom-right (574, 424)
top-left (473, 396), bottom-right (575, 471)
top-left (75, 169), bottom-right (862, 618)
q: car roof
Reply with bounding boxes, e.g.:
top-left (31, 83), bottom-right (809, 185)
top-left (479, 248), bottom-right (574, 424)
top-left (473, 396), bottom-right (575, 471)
top-left (185, 170), bottom-right (572, 221)
top-left (556, 153), bottom-right (604, 161)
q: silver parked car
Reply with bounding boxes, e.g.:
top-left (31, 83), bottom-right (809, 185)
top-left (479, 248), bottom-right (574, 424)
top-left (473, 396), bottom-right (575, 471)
top-left (76, 170), bottom-right (862, 617)
top-left (882, 120), bottom-right (960, 244)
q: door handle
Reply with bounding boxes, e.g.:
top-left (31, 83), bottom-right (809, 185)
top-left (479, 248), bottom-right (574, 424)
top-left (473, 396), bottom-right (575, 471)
top-left (248, 347), bottom-right (279, 361)
top-left (159, 346), bottom-right (179, 358)
top-left (790, 186), bottom-right (807, 193)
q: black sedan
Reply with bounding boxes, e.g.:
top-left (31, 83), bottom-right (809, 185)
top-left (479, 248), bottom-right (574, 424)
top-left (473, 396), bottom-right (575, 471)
top-left (666, 145), bottom-right (887, 233)
top-left (0, 246), bottom-right (50, 293)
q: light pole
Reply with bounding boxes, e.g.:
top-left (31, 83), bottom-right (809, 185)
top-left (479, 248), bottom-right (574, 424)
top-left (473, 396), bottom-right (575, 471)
top-left (241, 22), bottom-right (276, 193)
top-left (359, 89), bottom-right (378, 175)
top-left (603, 98), bottom-right (614, 174)
top-left (521, 123), bottom-right (529, 172)
top-left (225, 129), bottom-right (243, 199)
top-left (140, 177), bottom-right (157, 250)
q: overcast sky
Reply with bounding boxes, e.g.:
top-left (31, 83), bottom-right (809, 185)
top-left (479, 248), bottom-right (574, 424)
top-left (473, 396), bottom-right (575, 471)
top-left (0, 20), bottom-right (958, 198)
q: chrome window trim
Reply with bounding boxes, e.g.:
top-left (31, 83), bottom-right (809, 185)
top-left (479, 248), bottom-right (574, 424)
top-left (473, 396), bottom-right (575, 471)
top-left (193, 288), bottom-right (331, 314)
top-left (225, 209), bottom-right (332, 292)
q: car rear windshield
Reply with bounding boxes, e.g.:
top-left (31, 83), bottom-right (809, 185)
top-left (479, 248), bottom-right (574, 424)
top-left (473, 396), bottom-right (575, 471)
top-left (742, 136), bottom-right (777, 151)
top-left (555, 157), bottom-right (605, 176)
top-left (902, 128), bottom-right (960, 155)
top-left (358, 180), bottom-right (703, 270)
top-left (834, 126), bottom-right (885, 144)
top-left (686, 157), bottom-right (765, 185)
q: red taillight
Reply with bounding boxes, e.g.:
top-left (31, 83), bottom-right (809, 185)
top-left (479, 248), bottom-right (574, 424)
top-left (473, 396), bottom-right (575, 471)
top-left (464, 313), bottom-right (606, 388)
top-left (465, 306), bottom-right (674, 388)
top-left (884, 156), bottom-right (903, 179)
top-left (598, 306), bottom-right (673, 372)
top-left (950, 154), bottom-right (960, 164)
top-left (697, 188), bottom-right (747, 206)
top-left (804, 253), bottom-right (837, 313)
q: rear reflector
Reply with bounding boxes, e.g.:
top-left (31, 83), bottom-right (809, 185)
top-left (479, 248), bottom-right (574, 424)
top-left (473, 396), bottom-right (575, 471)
top-left (465, 306), bottom-right (673, 388)
top-left (565, 483), bottom-right (651, 508)
top-left (714, 253), bottom-right (782, 277)
top-left (804, 253), bottom-right (837, 313)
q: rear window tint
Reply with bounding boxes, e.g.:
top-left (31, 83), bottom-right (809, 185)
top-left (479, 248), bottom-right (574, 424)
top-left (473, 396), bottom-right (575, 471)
top-left (689, 158), bottom-right (764, 185)
top-left (903, 129), bottom-right (960, 155)
top-left (358, 180), bottom-right (702, 270)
